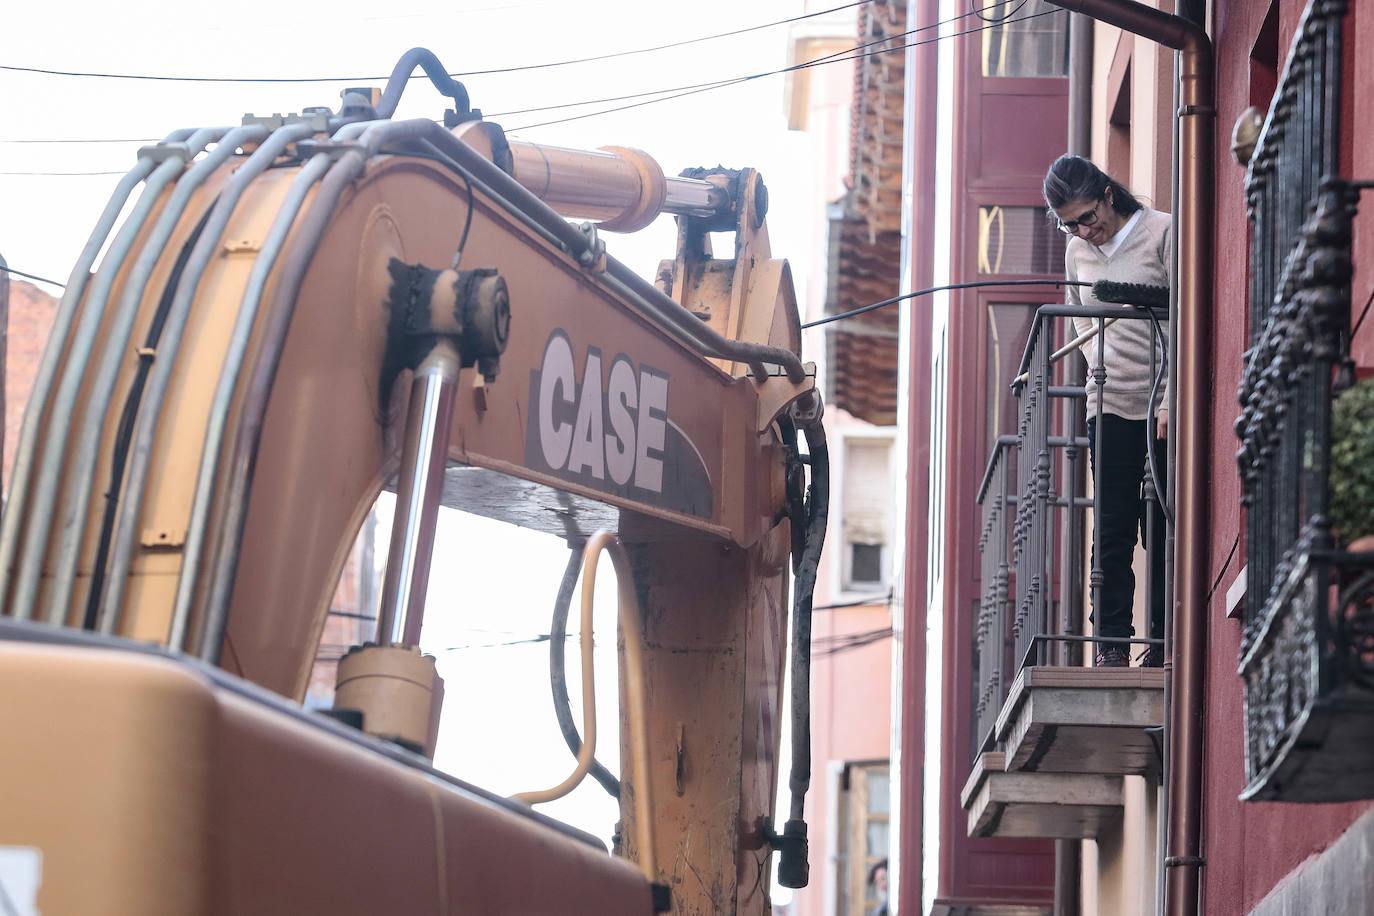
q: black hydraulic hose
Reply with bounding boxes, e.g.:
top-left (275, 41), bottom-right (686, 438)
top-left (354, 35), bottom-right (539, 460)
top-left (84, 208), bottom-right (213, 630)
top-left (777, 413), bottom-right (829, 889)
top-left (376, 47), bottom-right (470, 119)
top-left (549, 544), bottom-right (622, 799)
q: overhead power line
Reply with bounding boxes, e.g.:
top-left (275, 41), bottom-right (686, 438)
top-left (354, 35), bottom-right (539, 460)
top-left (0, 0), bottom-right (872, 85)
top-left (0, 5), bottom-right (1059, 172)
top-left (0, 137), bottom-right (159, 144)
top-left (802, 278), bottom-right (1086, 330)
top-left (0, 169), bottom-right (126, 176)
top-left (0, 264), bottom-right (65, 288)
top-left (506, 7), bottom-right (1062, 131)
top-left (492, 2), bottom-right (984, 119)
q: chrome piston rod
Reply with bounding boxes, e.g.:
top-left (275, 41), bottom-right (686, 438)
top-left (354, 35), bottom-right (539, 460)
top-left (375, 345), bottom-right (461, 648)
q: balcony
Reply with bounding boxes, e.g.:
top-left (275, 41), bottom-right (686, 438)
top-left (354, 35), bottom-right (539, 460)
top-left (963, 303), bottom-right (1167, 839)
top-left (1233, 1), bottom-right (1374, 803)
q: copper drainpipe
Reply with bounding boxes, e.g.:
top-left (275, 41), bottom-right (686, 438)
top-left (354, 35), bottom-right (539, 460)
top-left (1044, 2), bottom-right (1214, 915)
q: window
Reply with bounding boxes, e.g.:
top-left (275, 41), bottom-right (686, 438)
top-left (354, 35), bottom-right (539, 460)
top-left (842, 438), bottom-right (895, 592)
top-left (977, 206), bottom-right (1066, 275)
top-left (984, 302), bottom-right (1040, 459)
top-left (981, 0), bottom-right (1069, 78)
top-left (835, 761), bottom-right (891, 916)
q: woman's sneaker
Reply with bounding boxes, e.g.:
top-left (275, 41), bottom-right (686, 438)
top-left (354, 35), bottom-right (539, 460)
top-left (1094, 646), bottom-right (1130, 668)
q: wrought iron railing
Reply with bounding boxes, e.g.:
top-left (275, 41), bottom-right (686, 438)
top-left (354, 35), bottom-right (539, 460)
top-left (972, 303), bottom-right (1165, 755)
top-left (1235, 0), bottom-right (1374, 802)
top-left (1235, 0), bottom-right (1374, 803)
top-left (974, 435), bottom-right (1017, 756)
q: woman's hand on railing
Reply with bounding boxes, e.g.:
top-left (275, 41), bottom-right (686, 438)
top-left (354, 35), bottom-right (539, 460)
top-left (1156, 407), bottom-right (1169, 440)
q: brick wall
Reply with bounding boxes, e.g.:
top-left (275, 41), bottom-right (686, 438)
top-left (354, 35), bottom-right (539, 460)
top-left (4, 279), bottom-right (57, 490)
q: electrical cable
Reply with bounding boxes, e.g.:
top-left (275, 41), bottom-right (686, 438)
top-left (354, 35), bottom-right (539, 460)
top-left (0, 1), bottom-right (873, 85)
top-left (1, 5), bottom-right (1056, 171)
top-left (812, 626), bottom-right (893, 656)
top-left (0, 264), bottom-right (65, 288)
top-left (490, 2), bottom-right (985, 120)
top-left (802, 278), bottom-right (1087, 329)
top-left (450, 169), bottom-right (475, 271)
top-left (1, 2), bottom-right (1048, 162)
top-left (507, 7), bottom-right (1062, 131)
top-left (0, 137), bottom-right (158, 144)
top-left (971, 0), bottom-right (1031, 23)
top-left (0, 169), bottom-right (126, 176)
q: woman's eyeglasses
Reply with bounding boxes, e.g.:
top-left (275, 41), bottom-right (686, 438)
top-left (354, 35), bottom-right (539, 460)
top-left (1057, 199), bottom-right (1103, 235)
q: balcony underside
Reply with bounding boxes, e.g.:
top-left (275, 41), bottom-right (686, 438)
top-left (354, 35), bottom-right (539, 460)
top-left (931, 903), bottom-right (1052, 916)
top-left (1242, 688), bottom-right (1374, 802)
top-left (961, 752), bottom-right (1122, 839)
top-left (996, 666), bottom-right (1165, 775)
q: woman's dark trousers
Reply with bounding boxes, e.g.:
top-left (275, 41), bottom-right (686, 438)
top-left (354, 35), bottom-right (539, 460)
top-left (1087, 413), bottom-right (1166, 647)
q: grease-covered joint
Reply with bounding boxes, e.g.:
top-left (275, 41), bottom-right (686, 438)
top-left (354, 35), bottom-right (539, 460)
top-left (379, 259), bottom-right (511, 409)
top-left (677, 166), bottom-right (768, 233)
top-left (788, 389), bottom-right (824, 428)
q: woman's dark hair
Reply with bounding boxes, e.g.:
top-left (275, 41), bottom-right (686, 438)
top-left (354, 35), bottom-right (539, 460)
top-left (1043, 154), bottom-right (1141, 217)
top-left (868, 858), bottom-right (888, 885)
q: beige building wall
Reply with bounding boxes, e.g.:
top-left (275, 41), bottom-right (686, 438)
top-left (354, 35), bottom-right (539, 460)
top-left (784, 7), bottom-right (896, 914)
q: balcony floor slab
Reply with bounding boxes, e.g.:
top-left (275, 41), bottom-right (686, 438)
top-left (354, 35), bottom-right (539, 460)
top-left (961, 751), bottom-right (1123, 839)
top-left (995, 665), bottom-right (1164, 775)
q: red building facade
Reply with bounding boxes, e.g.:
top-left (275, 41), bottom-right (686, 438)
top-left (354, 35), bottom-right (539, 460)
top-left (885, 1), bottom-right (1374, 914)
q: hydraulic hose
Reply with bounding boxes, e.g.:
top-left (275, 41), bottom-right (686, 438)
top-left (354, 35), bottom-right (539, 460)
top-left (778, 407), bottom-right (829, 889)
top-left (0, 128), bottom-right (192, 620)
top-left (94, 123), bottom-right (271, 636)
top-left (513, 546), bottom-right (602, 807)
top-left (200, 120), bottom-right (385, 662)
top-left (149, 121), bottom-right (320, 651)
top-left (550, 543), bottom-right (622, 798)
top-left (36, 126), bottom-right (232, 629)
top-left (375, 47), bottom-right (470, 120)
top-left (188, 149), bottom-right (334, 658)
top-left (516, 531), bottom-right (657, 884)
top-left (14, 140), bottom-right (206, 625)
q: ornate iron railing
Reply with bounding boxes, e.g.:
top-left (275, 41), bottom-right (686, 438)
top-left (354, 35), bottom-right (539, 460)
top-left (972, 304), bottom-right (1164, 754)
top-left (974, 435), bottom-right (1017, 756)
top-left (1235, 0), bottom-right (1374, 803)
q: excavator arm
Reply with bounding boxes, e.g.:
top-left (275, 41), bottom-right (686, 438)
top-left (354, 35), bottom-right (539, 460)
top-left (0, 49), bottom-right (824, 916)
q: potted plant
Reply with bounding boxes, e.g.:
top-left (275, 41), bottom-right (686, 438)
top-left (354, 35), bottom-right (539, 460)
top-left (1331, 376), bottom-right (1374, 552)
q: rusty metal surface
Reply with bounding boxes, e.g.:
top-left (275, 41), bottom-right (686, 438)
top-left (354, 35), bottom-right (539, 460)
top-left (618, 527), bottom-right (790, 915)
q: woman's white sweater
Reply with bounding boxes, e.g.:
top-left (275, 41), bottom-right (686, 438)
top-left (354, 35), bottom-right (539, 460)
top-left (1064, 207), bottom-right (1173, 421)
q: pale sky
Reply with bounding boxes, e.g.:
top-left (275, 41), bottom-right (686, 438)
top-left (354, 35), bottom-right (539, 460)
top-left (1, 0), bottom-right (837, 877)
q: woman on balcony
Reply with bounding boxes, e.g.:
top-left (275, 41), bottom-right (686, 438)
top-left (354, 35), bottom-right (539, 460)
top-left (1043, 154), bottom-right (1170, 668)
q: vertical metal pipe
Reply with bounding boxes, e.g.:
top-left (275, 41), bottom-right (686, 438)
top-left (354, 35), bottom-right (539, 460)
top-left (375, 346), bottom-right (460, 648)
top-left (1067, 13), bottom-right (1095, 158)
